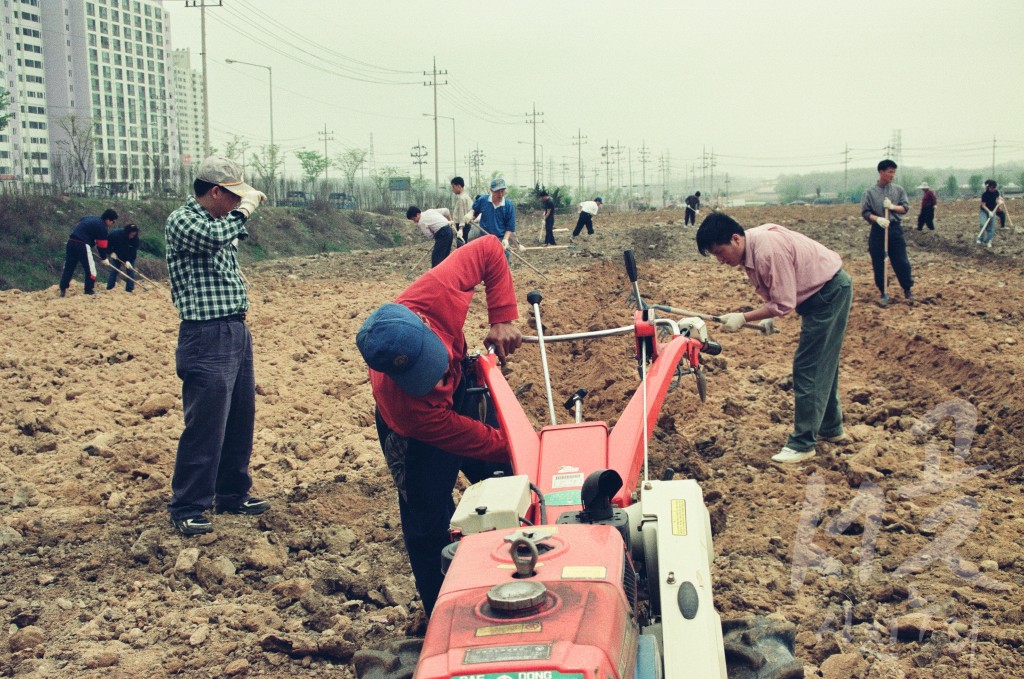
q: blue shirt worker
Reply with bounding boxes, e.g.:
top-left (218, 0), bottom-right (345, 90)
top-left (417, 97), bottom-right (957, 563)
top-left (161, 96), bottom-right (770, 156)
top-left (468, 177), bottom-right (516, 262)
top-left (164, 155), bottom-right (269, 536)
top-left (59, 208), bottom-right (116, 296)
top-left (105, 224), bottom-right (140, 292)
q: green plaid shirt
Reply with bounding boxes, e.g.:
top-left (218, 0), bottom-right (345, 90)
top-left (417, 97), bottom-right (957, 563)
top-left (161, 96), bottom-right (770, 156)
top-left (166, 196), bottom-right (250, 321)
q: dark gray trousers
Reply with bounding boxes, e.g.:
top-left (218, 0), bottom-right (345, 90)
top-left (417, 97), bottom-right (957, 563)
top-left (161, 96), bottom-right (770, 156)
top-left (168, 317), bottom-right (255, 520)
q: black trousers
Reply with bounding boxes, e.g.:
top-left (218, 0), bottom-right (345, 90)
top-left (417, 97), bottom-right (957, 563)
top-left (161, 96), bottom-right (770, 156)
top-left (59, 240), bottom-right (97, 293)
top-left (374, 362), bottom-right (511, 616)
top-left (572, 211), bottom-right (594, 236)
top-left (544, 218), bottom-right (556, 245)
top-left (868, 222), bottom-right (913, 295)
top-left (685, 207), bottom-right (697, 225)
top-left (917, 206), bottom-right (935, 230)
top-left (431, 227), bottom-right (454, 267)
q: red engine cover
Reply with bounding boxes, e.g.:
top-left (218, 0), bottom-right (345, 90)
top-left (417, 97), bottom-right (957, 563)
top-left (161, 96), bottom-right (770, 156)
top-left (417, 524), bottom-right (638, 679)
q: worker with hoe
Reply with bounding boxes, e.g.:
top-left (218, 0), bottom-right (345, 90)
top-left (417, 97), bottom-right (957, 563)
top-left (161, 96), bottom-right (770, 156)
top-left (58, 208), bottom-right (117, 297)
top-left (105, 223), bottom-right (141, 292)
top-left (684, 190), bottom-right (701, 226)
top-left (356, 236), bottom-right (522, 616)
top-left (465, 177), bottom-right (517, 263)
top-left (696, 213), bottom-right (852, 464)
top-left (861, 159), bottom-right (913, 307)
top-left (571, 196), bottom-right (602, 239)
top-left (977, 179), bottom-right (1006, 248)
top-left (165, 156), bottom-right (269, 536)
top-left (406, 205), bottom-right (455, 267)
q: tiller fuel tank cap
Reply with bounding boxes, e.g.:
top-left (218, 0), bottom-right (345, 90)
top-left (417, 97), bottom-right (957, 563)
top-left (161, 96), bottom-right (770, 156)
top-left (487, 580), bottom-right (548, 613)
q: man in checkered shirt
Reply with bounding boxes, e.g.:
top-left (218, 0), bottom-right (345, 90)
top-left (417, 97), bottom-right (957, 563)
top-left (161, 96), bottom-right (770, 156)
top-left (165, 156), bottom-right (270, 536)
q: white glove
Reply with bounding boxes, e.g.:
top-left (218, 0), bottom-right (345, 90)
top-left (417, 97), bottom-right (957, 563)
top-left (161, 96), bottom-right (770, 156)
top-left (501, 239), bottom-right (510, 250)
top-left (875, 217), bottom-right (890, 229)
top-left (109, 253), bottom-right (120, 262)
top-left (882, 197), bottom-right (894, 210)
top-left (462, 213), bottom-right (475, 226)
top-left (100, 258), bottom-right (110, 266)
top-left (124, 261), bottom-right (134, 271)
top-left (237, 190), bottom-right (267, 217)
top-left (719, 312), bottom-right (746, 333)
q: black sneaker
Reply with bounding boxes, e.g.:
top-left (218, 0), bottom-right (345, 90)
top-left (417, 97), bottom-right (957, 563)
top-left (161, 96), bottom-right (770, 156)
top-left (216, 497), bottom-right (270, 515)
top-left (59, 288), bottom-right (66, 298)
top-left (171, 515), bottom-right (213, 536)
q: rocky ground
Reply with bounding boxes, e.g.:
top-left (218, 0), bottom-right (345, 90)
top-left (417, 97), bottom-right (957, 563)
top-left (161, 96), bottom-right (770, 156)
top-left (2, 199), bottom-right (1023, 677)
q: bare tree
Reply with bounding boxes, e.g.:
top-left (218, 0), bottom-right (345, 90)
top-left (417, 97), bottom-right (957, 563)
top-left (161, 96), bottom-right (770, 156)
top-left (251, 143), bottom-right (283, 202)
top-left (335, 148), bottom-right (367, 195)
top-left (56, 114), bottom-right (96, 188)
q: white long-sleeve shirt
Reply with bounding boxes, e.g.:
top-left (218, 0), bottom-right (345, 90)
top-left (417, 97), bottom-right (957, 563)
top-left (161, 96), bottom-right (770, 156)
top-left (579, 201), bottom-right (600, 215)
top-left (416, 208), bottom-right (452, 237)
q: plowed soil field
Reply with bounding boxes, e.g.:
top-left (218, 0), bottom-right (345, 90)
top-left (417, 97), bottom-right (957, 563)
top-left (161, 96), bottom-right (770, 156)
top-left (2, 200), bottom-right (1023, 677)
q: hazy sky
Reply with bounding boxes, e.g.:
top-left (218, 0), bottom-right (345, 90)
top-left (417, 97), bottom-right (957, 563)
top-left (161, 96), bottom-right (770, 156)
top-left (165, 0), bottom-right (1024, 189)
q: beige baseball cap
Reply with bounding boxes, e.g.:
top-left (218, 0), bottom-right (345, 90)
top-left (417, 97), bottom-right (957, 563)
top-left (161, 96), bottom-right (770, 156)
top-left (196, 155), bottom-right (255, 196)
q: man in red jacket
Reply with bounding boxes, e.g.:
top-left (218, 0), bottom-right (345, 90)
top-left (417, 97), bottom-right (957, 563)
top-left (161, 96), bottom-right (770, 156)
top-left (356, 236), bottom-right (522, 616)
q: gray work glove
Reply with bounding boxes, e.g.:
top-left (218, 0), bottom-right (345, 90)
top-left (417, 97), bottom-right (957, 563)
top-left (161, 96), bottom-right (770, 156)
top-left (882, 197), bottom-right (894, 210)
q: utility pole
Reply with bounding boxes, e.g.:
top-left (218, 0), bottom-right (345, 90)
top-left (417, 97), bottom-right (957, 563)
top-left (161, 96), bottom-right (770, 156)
top-left (525, 103), bottom-right (544, 188)
top-left (638, 142), bottom-right (650, 197)
top-left (185, 0), bottom-right (222, 156)
top-left (573, 129), bottom-right (587, 194)
top-left (843, 143), bottom-right (850, 198)
top-left (411, 141), bottom-right (428, 181)
top-left (424, 57), bottom-right (448, 189)
top-left (469, 146), bottom-right (485, 190)
top-left (561, 159), bottom-right (570, 186)
top-left (614, 141), bottom-right (624, 192)
top-left (701, 145), bottom-right (707, 192)
top-left (710, 149), bottom-right (716, 199)
top-left (724, 173), bottom-right (731, 203)
top-left (318, 124), bottom-right (334, 181)
top-left (601, 139), bottom-right (613, 191)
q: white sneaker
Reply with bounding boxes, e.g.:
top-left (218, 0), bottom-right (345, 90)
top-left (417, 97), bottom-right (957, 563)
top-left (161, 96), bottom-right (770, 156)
top-left (771, 447), bottom-right (816, 464)
top-left (986, 241), bottom-right (992, 249)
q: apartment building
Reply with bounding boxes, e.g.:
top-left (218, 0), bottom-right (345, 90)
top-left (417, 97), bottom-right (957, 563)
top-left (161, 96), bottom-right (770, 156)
top-left (172, 47), bottom-right (203, 171)
top-left (0, 0), bottom-right (183, 192)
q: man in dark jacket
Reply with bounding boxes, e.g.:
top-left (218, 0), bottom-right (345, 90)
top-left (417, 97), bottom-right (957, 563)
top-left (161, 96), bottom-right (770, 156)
top-left (106, 224), bottom-right (140, 292)
top-left (59, 208), bottom-right (117, 296)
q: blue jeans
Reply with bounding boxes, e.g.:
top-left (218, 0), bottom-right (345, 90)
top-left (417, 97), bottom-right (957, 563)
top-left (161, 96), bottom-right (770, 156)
top-left (168, 317), bottom-right (255, 520)
top-left (106, 266), bottom-right (136, 292)
top-left (978, 210), bottom-right (996, 244)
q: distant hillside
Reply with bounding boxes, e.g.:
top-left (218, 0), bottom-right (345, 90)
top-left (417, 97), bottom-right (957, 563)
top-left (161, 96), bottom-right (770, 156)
top-left (0, 193), bottom-right (407, 291)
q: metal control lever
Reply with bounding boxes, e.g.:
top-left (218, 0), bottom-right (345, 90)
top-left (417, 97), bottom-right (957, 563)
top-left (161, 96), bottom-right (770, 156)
top-left (527, 290), bottom-right (558, 426)
top-left (563, 389), bottom-right (588, 423)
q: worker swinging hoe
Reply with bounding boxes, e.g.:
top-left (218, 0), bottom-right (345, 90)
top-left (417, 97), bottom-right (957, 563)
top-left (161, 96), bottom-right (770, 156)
top-left (356, 251), bottom-right (803, 679)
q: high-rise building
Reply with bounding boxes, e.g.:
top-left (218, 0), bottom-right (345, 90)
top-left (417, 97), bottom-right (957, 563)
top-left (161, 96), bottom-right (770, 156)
top-left (172, 48), bottom-right (204, 173)
top-left (0, 0), bottom-right (182, 192)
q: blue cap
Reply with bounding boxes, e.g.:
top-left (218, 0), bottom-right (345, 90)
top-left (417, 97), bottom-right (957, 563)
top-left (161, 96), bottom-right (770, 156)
top-left (356, 303), bottom-right (449, 397)
top-left (490, 177), bottom-right (507, 191)
top-left (594, 196), bottom-right (603, 203)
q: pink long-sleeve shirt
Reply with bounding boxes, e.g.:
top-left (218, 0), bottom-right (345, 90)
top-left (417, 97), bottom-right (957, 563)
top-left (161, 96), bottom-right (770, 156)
top-left (743, 224), bottom-right (842, 317)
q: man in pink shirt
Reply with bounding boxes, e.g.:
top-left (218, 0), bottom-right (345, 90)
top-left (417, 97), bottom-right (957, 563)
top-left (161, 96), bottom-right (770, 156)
top-left (356, 236), bottom-right (522, 615)
top-left (696, 213), bottom-right (852, 464)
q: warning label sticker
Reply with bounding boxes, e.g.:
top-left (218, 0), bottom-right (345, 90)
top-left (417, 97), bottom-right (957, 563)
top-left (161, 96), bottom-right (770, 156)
top-left (551, 472), bottom-right (584, 489)
top-left (671, 499), bottom-right (688, 536)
